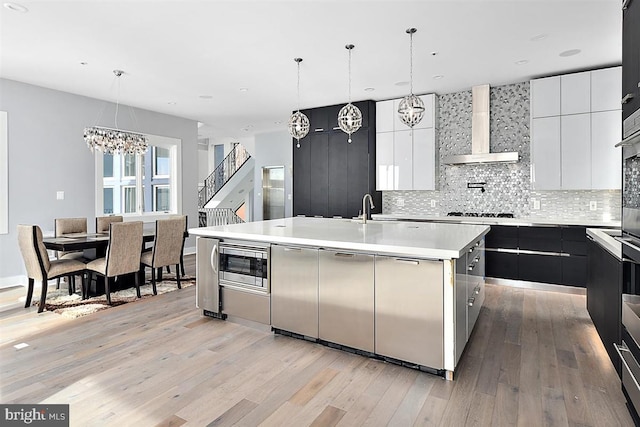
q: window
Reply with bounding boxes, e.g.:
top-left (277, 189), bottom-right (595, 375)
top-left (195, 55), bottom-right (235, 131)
top-left (95, 134), bottom-right (182, 219)
top-left (154, 147), bottom-right (170, 177)
top-left (123, 186), bottom-right (136, 214)
top-left (154, 185), bottom-right (170, 212)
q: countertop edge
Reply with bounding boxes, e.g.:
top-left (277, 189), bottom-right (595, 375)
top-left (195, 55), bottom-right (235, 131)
top-left (373, 214), bottom-right (620, 228)
top-left (586, 228), bottom-right (622, 260)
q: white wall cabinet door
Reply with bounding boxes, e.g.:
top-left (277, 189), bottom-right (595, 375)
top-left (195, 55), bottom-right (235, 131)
top-left (531, 117), bottom-right (562, 190)
top-left (375, 132), bottom-right (395, 190)
top-left (412, 128), bottom-right (436, 190)
top-left (376, 100), bottom-right (395, 133)
top-left (531, 76), bottom-right (560, 118)
top-left (591, 110), bottom-right (622, 189)
top-left (393, 130), bottom-right (413, 190)
top-left (561, 114), bottom-right (591, 189)
top-left (591, 67), bottom-right (622, 113)
top-left (561, 72), bottom-right (591, 115)
top-left (414, 94), bottom-right (435, 130)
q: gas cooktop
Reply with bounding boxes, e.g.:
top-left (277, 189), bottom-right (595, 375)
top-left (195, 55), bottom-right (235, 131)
top-left (447, 212), bottom-right (515, 218)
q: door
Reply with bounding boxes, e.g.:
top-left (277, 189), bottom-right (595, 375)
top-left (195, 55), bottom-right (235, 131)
top-left (196, 237), bottom-right (219, 313)
top-left (262, 166), bottom-right (285, 220)
top-left (531, 116), bottom-right (561, 190)
top-left (561, 113), bottom-right (591, 189)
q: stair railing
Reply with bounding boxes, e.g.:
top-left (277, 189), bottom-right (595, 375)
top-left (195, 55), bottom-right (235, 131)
top-left (198, 144), bottom-right (251, 208)
top-left (199, 208), bottom-right (245, 227)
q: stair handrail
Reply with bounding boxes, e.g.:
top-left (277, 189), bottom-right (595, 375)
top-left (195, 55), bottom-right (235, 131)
top-left (199, 208), bottom-right (245, 226)
top-left (198, 144), bottom-right (251, 208)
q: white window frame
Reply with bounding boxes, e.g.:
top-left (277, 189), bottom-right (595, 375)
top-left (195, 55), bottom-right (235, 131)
top-left (122, 185), bottom-right (137, 214)
top-left (153, 184), bottom-right (170, 212)
top-left (103, 186), bottom-right (115, 215)
top-left (95, 133), bottom-right (182, 222)
top-left (152, 146), bottom-right (170, 178)
top-left (121, 153), bottom-right (137, 179)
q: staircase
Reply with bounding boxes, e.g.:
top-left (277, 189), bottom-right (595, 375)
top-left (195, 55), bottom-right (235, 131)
top-left (198, 144), bottom-right (251, 209)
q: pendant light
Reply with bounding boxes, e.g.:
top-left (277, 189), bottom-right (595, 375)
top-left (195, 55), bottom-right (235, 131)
top-left (337, 44), bottom-right (362, 143)
top-left (288, 57), bottom-right (310, 148)
top-left (398, 28), bottom-right (425, 128)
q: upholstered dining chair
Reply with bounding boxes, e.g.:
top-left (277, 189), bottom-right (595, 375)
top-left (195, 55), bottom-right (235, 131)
top-left (141, 217), bottom-right (184, 294)
top-left (95, 215), bottom-right (123, 233)
top-left (17, 225), bottom-right (87, 313)
top-left (85, 221), bottom-right (143, 305)
top-left (54, 217), bottom-right (88, 291)
top-left (164, 215), bottom-right (187, 277)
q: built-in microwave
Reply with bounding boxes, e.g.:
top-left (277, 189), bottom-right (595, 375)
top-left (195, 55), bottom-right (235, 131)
top-left (219, 241), bottom-right (270, 292)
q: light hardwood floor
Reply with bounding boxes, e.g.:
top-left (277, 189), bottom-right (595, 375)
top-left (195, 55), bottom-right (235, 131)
top-left (0, 255), bottom-right (634, 426)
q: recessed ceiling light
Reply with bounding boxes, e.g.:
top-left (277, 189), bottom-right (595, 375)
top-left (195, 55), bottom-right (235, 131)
top-left (394, 81), bottom-right (410, 87)
top-left (274, 120), bottom-right (283, 125)
top-left (530, 34), bottom-right (548, 42)
top-left (3, 2), bottom-right (28, 13)
top-left (432, 75), bottom-right (444, 80)
top-left (431, 52), bottom-right (438, 56)
top-left (364, 87), bottom-right (375, 92)
top-left (79, 62), bottom-right (88, 66)
top-left (167, 102), bottom-right (177, 105)
top-left (559, 49), bottom-right (581, 57)
top-left (239, 87), bottom-right (249, 92)
top-left (199, 95), bottom-right (213, 99)
top-left (515, 59), bottom-right (529, 65)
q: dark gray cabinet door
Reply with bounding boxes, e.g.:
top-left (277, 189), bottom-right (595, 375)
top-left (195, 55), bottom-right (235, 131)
top-left (293, 135), bottom-right (311, 216)
top-left (328, 132), bottom-right (349, 218)
top-left (309, 133), bottom-right (329, 217)
top-left (623, 0), bottom-right (640, 120)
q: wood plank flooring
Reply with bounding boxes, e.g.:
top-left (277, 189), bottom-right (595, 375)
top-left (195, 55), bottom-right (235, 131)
top-left (0, 255), bottom-right (634, 426)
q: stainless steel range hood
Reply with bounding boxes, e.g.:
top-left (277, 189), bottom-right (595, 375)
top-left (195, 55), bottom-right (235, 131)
top-left (444, 84), bottom-right (519, 165)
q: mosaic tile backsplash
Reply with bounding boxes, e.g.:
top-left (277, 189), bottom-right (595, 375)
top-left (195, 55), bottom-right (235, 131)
top-left (383, 82), bottom-right (621, 222)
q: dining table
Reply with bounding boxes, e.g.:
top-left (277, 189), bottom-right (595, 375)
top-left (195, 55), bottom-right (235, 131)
top-left (43, 230), bottom-right (158, 297)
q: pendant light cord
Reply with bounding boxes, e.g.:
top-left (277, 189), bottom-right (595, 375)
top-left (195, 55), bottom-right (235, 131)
top-left (348, 47), bottom-right (352, 103)
top-left (115, 75), bottom-right (121, 130)
top-left (297, 60), bottom-right (301, 112)
top-left (409, 30), bottom-right (414, 95)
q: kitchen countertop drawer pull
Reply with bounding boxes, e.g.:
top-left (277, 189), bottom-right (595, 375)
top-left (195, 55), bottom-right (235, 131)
top-left (314, 128), bottom-right (324, 132)
top-left (283, 247), bottom-right (302, 252)
top-left (622, 93), bottom-right (635, 104)
top-left (332, 126), bottom-right (341, 130)
top-left (394, 258), bottom-right (420, 265)
top-left (614, 342), bottom-right (640, 392)
top-left (467, 264), bottom-right (475, 271)
top-left (468, 297), bottom-right (475, 307)
top-left (334, 252), bottom-right (355, 258)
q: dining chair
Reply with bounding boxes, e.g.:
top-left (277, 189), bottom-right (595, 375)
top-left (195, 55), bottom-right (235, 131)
top-left (164, 215), bottom-right (187, 277)
top-left (17, 225), bottom-right (87, 313)
top-left (141, 217), bottom-right (184, 295)
top-left (95, 215), bottom-right (123, 233)
top-left (54, 217), bottom-right (88, 291)
top-left (85, 221), bottom-right (143, 305)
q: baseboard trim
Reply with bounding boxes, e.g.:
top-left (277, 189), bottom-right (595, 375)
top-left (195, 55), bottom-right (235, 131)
top-left (0, 275), bottom-right (27, 289)
top-left (486, 277), bottom-right (586, 295)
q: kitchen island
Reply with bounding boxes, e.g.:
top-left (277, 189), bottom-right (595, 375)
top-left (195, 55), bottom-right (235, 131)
top-left (189, 217), bottom-right (490, 379)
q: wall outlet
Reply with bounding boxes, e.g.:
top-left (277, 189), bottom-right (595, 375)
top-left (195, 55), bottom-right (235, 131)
top-left (56, 191), bottom-right (64, 200)
top-left (430, 199), bottom-right (436, 208)
top-left (533, 199), bottom-right (540, 210)
top-left (397, 198), bottom-right (404, 207)
top-left (589, 201), bottom-right (597, 211)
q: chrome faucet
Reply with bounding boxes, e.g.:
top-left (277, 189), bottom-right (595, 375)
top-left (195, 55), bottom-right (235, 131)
top-left (362, 193), bottom-right (375, 224)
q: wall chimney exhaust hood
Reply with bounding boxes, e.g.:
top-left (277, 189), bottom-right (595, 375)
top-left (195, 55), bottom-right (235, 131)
top-left (444, 84), bottom-right (519, 165)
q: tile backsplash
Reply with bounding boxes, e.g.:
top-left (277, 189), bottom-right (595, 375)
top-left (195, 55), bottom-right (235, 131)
top-left (382, 81), bottom-right (621, 222)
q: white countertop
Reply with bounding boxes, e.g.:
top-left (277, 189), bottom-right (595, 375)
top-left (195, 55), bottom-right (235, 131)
top-left (373, 214), bottom-right (621, 228)
top-left (189, 217), bottom-right (490, 259)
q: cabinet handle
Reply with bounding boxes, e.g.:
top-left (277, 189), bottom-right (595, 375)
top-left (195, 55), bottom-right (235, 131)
top-left (474, 256), bottom-right (480, 263)
top-left (623, 0), bottom-right (631, 10)
top-left (332, 126), bottom-right (341, 130)
top-left (468, 247), bottom-right (474, 253)
top-left (468, 265), bottom-right (475, 271)
top-left (334, 252), bottom-right (355, 258)
top-left (468, 297), bottom-right (476, 307)
top-left (314, 128), bottom-right (324, 132)
top-left (394, 258), bottom-right (420, 265)
top-left (211, 244), bottom-right (218, 274)
top-left (474, 286), bottom-right (480, 295)
top-left (622, 93), bottom-right (635, 104)
top-left (283, 247), bottom-right (302, 252)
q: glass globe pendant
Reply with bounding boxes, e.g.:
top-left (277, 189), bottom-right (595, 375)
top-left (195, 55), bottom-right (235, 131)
top-left (337, 44), bottom-right (362, 143)
top-left (288, 58), bottom-right (310, 148)
top-left (398, 28), bottom-right (425, 128)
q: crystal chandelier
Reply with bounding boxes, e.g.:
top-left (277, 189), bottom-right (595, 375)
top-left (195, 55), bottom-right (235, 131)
top-left (397, 28), bottom-right (425, 128)
top-left (84, 70), bottom-right (148, 155)
top-left (288, 58), bottom-right (310, 148)
top-left (337, 44), bottom-right (362, 143)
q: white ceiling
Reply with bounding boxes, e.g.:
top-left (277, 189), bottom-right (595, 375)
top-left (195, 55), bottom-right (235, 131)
top-left (0, 0), bottom-right (622, 141)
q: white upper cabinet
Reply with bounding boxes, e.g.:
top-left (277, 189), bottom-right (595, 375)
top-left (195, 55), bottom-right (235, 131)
top-left (591, 110), bottom-right (622, 189)
top-left (531, 76), bottom-right (560, 118)
top-left (530, 67), bottom-right (621, 190)
top-left (375, 94), bottom-right (438, 191)
top-left (376, 100), bottom-right (395, 133)
top-left (591, 67), bottom-right (622, 112)
top-left (561, 71), bottom-right (591, 115)
top-left (531, 117), bottom-right (562, 190)
top-left (561, 114), bottom-right (591, 189)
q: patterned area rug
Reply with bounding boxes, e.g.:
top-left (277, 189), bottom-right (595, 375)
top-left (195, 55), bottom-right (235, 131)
top-left (32, 274), bottom-right (195, 319)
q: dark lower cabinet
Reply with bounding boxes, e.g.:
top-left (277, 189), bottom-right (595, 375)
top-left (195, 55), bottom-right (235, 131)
top-left (587, 236), bottom-right (622, 376)
top-left (485, 251), bottom-right (518, 280)
top-left (485, 225), bottom-right (588, 287)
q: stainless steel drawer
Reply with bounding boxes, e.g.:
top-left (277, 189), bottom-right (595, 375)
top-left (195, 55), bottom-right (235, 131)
top-left (221, 286), bottom-right (270, 325)
top-left (615, 341), bottom-right (640, 414)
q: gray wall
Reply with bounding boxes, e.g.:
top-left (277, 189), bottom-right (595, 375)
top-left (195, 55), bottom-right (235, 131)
top-left (252, 130), bottom-right (293, 221)
top-left (0, 79), bottom-right (198, 284)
